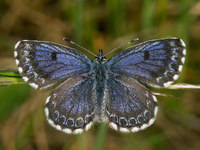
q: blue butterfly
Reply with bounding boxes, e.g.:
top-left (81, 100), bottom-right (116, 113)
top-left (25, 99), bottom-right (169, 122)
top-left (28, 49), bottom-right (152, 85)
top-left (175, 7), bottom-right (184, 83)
top-left (14, 38), bottom-right (186, 134)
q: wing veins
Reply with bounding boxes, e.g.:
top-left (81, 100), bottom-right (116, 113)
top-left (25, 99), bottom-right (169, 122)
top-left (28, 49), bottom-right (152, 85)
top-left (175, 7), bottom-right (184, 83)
top-left (24, 65), bottom-right (83, 85)
top-left (33, 61), bottom-right (83, 69)
top-left (117, 60), bottom-right (164, 68)
top-left (108, 79), bottom-right (140, 117)
top-left (63, 78), bottom-right (92, 117)
top-left (110, 42), bottom-right (162, 64)
top-left (25, 52), bottom-right (85, 65)
top-left (115, 79), bottom-right (149, 110)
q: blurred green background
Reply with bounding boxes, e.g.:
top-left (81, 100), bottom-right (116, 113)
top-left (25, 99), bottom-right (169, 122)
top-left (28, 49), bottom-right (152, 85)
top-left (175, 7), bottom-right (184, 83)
top-left (0, 0), bottom-right (200, 150)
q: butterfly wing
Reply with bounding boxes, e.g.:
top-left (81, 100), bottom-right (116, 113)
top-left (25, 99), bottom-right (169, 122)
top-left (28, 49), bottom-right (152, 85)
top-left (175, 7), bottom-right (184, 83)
top-left (45, 75), bottom-right (95, 134)
top-left (14, 40), bottom-right (92, 89)
top-left (105, 75), bottom-right (158, 132)
top-left (107, 38), bottom-right (186, 87)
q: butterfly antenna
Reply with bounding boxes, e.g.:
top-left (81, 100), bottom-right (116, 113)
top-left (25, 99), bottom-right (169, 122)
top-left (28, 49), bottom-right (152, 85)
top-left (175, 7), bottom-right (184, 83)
top-left (63, 38), bottom-right (97, 57)
top-left (104, 38), bottom-right (139, 57)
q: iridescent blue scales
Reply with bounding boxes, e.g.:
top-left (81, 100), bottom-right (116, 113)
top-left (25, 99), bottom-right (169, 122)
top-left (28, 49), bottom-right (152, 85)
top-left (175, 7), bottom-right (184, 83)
top-left (14, 38), bottom-right (186, 134)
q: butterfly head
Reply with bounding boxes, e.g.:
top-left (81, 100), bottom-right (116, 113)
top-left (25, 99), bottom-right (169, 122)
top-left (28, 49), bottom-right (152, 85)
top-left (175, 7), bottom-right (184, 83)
top-left (95, 49), bottom-right (106, 62)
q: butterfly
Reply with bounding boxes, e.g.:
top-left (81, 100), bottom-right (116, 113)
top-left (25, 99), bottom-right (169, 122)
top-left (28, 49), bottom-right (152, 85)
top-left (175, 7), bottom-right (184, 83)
top-left (14, 38), bottom-right (186, 134)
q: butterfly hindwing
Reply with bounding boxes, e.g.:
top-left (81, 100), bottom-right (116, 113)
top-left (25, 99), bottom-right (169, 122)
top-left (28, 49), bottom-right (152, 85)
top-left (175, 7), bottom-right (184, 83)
top-left (107, 38), bottom-right (186, 87)
top-left (14, 40), bottom-right (92, 89)
top-left (105, 75), bottom-right (158, 132)
top-left (45, 75), bottom-right (95, 134)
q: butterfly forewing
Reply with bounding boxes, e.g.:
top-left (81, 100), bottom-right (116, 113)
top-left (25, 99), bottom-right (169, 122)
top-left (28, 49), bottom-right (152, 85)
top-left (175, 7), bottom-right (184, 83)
top-left (105, 76), bottom-right (158, 132)
top-left (107, 38), bottom-right (186, 87)
top-left (14, 40), bottom-right (92, 89)
top-left (45, 75), bottom-right (95, 134)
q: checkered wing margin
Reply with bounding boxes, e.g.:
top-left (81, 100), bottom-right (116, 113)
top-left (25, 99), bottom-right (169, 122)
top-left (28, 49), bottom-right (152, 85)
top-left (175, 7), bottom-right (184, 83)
top-left (107, 38), bottom-right (186, 87)
top-left (14, 40), bottom-right (92, 89)
top-left (106, 76), bottom-right (158, 133)
top-left (45, 75), bottom-right (95, 134)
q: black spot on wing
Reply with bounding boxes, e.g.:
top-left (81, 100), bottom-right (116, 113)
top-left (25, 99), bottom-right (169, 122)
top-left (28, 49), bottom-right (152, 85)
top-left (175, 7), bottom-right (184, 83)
top-left (51, 52), bottom-right (57, 61)
top-left (144, 51), bottom-right (149, 60)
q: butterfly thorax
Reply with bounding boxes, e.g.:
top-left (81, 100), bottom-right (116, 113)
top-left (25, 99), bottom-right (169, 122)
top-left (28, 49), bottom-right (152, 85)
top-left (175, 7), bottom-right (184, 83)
top-left (94, 49), bottom-right (107, 96)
